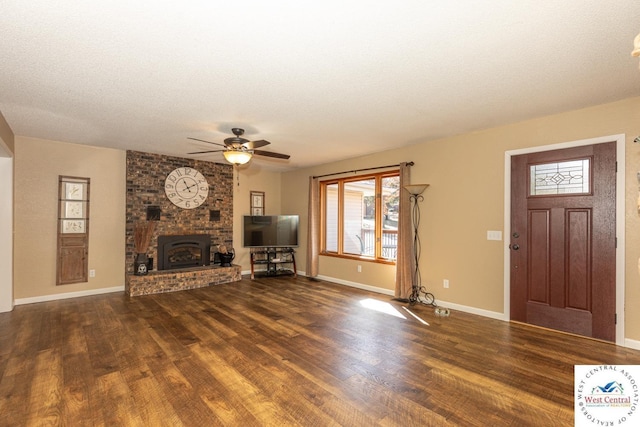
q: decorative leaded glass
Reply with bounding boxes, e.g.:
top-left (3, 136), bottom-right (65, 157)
top-left (530, 159), bottom-right (590, 196)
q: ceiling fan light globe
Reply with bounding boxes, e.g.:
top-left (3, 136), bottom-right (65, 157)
top-left (223, 150), bottom-right (252, 165)
top-left (632, 33), bottom-right (640, 57)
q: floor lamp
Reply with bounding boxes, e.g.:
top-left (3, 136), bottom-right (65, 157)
top-left (404, 184), bottom-right (436, 306)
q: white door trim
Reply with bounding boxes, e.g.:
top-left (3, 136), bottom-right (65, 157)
top-left (0, 147), bottom-right (13, 313)
top-left (503, 134), bottom-right (625, 346)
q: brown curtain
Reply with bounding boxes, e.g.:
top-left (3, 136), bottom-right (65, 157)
top-left (394, 162), bottom-right (413, 298)
top-left (306, 176), bottom-right (320, 278)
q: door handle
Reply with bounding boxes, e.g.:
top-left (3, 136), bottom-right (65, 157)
top-left (510, 244), bottom-right (520, 251)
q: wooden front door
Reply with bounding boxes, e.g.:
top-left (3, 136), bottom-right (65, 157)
top-left (510, 142), bottom-right (616, 342)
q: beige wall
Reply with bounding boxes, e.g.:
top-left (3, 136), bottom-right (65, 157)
top-left (0, 111), bottom-right (14, 312)
top-left (0, 111), bottom-right (15, 155)
top-left (282, 96), bottom-right (640, 341)
top-left (9, 97), bottom-right (640, 341)
top-left (14, 137), bottom-right (126, 299)
top-left (12, 137), bottom-right (282, 299)
top-left (233, 165), bottom-right (283, 270)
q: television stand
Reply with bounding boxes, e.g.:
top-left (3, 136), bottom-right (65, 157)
top-left (250, 247), bottom-right (297, 279)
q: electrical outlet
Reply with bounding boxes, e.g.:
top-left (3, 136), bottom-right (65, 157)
top-left (89, 269), bottom-right (96, 278)
top-left (443, 279), bottom-right (449, 288)
top-left (357, 265), bottom-right (362, 273)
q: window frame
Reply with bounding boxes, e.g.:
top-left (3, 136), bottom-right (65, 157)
top-left (320, 170), bottom-right (399, 264)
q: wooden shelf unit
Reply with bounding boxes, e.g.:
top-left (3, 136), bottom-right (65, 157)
top-left (250, 247), bottom-right (297, 279)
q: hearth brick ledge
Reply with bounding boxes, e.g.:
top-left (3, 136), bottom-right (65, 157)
top-left (126, 265), bottom-right (242, 296)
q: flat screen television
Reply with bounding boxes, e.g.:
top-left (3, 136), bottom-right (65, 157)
top-left (243, 215), bottom-right (299, 248)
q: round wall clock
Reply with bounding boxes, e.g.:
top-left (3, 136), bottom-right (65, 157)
top-left (164, 167), bottom-right (209, 209)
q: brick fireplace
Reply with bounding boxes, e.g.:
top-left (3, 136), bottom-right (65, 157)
top-left (125, 150), bottom-right (239, 296)
top-left (126, 265), bottom-right (241, 296)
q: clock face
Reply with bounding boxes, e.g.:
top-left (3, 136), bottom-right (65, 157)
top-left (164, 167), bottom-right (209, 209)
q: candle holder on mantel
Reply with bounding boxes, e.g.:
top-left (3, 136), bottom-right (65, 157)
top-left (217, 245), bottom-right (235, 267)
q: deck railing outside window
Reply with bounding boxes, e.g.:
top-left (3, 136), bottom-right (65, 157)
top-left (358, 229), bottom-right (397, 259)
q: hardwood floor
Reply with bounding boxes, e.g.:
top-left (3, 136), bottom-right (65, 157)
top-left (2, 276), bottom-right (640, 426)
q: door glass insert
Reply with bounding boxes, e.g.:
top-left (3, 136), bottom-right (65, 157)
top-left (529, 159), bottom-right (590, 196)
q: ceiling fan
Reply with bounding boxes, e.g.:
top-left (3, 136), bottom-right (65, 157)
top-left (188, 128), bottom-right (290, 165)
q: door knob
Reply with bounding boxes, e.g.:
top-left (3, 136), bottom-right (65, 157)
top-left (511, 244), bottom-right (520, 251)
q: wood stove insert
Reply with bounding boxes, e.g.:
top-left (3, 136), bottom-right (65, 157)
top-left (157, 234), bottom-right (211, 270)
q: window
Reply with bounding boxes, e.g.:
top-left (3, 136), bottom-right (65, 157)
top-left (321, 171), bottom-right (399, 262)
top-left (529, 158), bottom-right (591, 196)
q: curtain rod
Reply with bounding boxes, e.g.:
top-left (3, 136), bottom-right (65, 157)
top-left (313, 161), bottom-right (413, 179)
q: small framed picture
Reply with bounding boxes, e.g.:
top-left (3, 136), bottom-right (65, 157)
top-left (250, 191), bottom-right (265, 215)
top-left (251, 191), bottom-right (264, 208)
top-left (65, 182), bottom-right (85, 200)
top-left (65, 201), bottom-right (84, 218)
top-left (62, 219), bottom-right (85, 234)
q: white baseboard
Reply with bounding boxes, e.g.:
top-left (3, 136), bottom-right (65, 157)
top-left (242, 270), bottom-right (392, 297)
top-left (14, 286), bottom-right (124, 306)
top-left (625, 338), bottom-right (640, 351)
top-left (314, 274), bottom-right (508, 320)
top-left (0, 300), bottom-right (14, 313)
top-left (317, 276), bottom-right (640, 349)
top-left (241, 269), bottom-right (308, 278)
top-left (316, 274), bottom-right (394, 296)
top-left (433, 299), bottom-right (508, 321)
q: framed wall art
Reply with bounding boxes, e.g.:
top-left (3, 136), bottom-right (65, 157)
top-left (250, 191), bottom-right (264, 216)
top-left (57, 176), bottom-right (90, 285)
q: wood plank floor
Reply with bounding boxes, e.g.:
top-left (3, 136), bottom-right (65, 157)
top-left (2, 276), bottom-right (640, 426)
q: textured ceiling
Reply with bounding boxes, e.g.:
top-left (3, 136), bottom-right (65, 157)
top-left (1, 1), bottom-right (640, 171)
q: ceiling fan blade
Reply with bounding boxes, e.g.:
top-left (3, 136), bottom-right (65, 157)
top-left (253, 149), bottom-right (290, 160)
top-left (188, 137), bottom-right (226, 148)
top-left (188, 130), bottom-right (285, 161)
top-left (244, 139), bottom-right (271, 149)
top-left (188, 149), bottom-right (225, 154)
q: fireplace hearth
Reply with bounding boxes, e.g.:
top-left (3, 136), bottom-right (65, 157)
top-left (157, 234), bottom-right (211, 271)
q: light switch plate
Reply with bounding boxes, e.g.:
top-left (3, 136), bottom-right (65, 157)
top-left (487, 230), bottom-right (502, 241)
